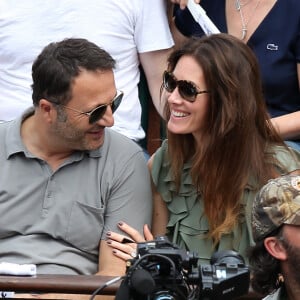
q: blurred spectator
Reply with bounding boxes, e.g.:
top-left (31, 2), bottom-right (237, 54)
top-left (250, 174), bottom-right (300, 299)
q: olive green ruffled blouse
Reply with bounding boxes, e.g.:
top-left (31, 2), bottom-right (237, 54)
top-left (151, 140), bottom-right (300, 264)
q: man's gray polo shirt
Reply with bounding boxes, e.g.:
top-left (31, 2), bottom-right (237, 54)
top-left (0, 111), bottom-right (152, 274)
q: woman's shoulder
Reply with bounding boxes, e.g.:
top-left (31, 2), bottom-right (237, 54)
top-left (151, 139), bottom-right (169, 164)
top-left (150, 140), bottom-right (169, 180)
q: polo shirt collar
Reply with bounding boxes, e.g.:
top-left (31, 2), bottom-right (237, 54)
top-left (5, 107), bottom-right (103, 160)
top-left (5, 108), bottom-right (33, 159)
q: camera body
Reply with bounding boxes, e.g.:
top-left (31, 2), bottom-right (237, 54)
top-left (119, 236), bottom-right (250, 300)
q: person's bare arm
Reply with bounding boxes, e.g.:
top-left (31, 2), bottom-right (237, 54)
top-left (271, 111), bottom-right (300, 140)
top-left (271, 63), bottom-right (300, 140)
top-left (139, 49), bottom-right (173, 117)
top-left (148, 155), bottom-right (169, 237)
top-left (97, 240), bottom-right (126, 276)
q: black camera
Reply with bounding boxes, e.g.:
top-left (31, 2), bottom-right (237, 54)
top-left (116, 236), bottom-right (250, 300)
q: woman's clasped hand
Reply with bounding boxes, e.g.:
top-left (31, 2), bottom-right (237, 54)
top-left (106, 222), bottom-right (153, 260)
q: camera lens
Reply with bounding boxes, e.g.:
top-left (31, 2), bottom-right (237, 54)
top-left (154, 290), bottom-right (178, 300)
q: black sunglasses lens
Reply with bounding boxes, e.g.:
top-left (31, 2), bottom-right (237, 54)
top-left (178, 81), bottom-right (198, 102)
top-left (89, 107), bottom-right (106, 124)
top-left (164, 72), bottom-right (197, 102)
top-left (89, 92), bottom-right (123, 124)
top-left (164, 72), bottom-right (176, 92)
top-left (111, 93), bottom-right (123, 113)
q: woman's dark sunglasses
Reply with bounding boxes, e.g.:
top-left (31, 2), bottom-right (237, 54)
top-left (49, 90), bottom-right (123, 124)
top-left (163, 71), bottom-right (210, 102)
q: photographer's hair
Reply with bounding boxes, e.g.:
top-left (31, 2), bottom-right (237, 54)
top-left (249, 227), bottom-right (284, 295)
top-left (164, 34), bottom-right (286, 243)
top-left (31, 38), bottom-right (115, 106)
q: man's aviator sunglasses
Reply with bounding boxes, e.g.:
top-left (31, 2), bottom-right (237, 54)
top-left (48, 90), bottom-right (123, 124)
top-left (163, 71), bottom-right (210, 102)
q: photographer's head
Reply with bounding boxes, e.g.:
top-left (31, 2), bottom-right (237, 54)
top-left (30, 38), bottom-right (122, 151)
top-left (250, 174), bottom-right (300, 297)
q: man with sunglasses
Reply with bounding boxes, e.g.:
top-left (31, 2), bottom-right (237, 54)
top-left (0, 38), bottom-right (152, 281)
top-left (250, 174), bottom-right (300, 300)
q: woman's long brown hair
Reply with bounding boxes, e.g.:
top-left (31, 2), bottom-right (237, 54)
top-left (164, 34), bottom-right (286, 243)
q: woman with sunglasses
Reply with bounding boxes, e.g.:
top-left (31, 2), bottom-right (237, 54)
top-left (169, 0), bottom-right (300, 152)
top-left (106, 34), bottom-right (300, 265)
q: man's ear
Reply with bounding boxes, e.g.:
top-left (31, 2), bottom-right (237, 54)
top-left (264, 236), bottom-right (287, 261)
top-left (39, 99), bottom-right (56, 122)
